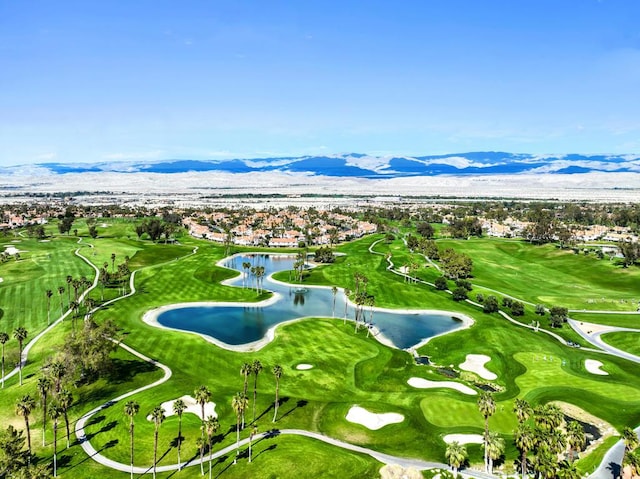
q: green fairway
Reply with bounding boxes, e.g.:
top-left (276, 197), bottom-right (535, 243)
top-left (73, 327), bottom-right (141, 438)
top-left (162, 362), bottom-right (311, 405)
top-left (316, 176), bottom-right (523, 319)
top-left (600, 331), bottom-right (640, 356)
top-left (569, 312), bottom-right (640, 329)
top-left (435, 237), bottom-right (640, 311)
top-left (1, 223), bottom-right (639, 478)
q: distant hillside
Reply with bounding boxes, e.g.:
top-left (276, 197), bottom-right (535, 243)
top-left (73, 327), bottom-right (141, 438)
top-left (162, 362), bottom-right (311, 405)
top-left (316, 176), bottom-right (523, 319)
top-left (3, 152), bottom-right (640, 178)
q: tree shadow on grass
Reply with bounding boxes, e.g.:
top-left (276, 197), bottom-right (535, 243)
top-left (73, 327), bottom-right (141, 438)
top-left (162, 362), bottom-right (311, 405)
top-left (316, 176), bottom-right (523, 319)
top-left (252, 397), bottom-right (290, 425)
top-left (62, 438), bottom-right (118, 473)
top-left (105, 358), bottom-right (157, 384)
top-left (277, 399), bottom-right (308, 420)
top-left (85, 420), bottom-right (118, 441)
top-left (86, 414), bottom-right (106, 427)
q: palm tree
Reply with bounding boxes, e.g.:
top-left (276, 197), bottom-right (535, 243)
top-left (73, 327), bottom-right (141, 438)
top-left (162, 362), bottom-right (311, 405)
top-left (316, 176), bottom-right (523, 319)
top-left (111, 252), bottom-right (116, 273)
top-left (15, 394), bottom-right (36, 455)
top-left (196, 436), bottom-right (205, 475)
top-left (272, 365), bottom-right (283, 422)
top-left (445, 441), bottom-right (467, 476)
top-left (242, 261), bottom-right (251, 288)
top-left (0, 331), bottom-right (8, 388)
top-left (331, 286), bottom-right (338, 318)
top-left (66, 275), bottom-right (73, 305)
top-left (485, 431), bottom-right (505, 474)
top-left (623, 427), bottom-right (639, 472)
top-left (58, 388), bottom-right (73, 449)
top-left (194, 385), bottom-right (211, 444)
top-left (124, 400), bottom-right (139, 479)
top-left (343, 288), bottom-right (350, 324)
top-left (45, 289), bottom-right (53, 325)
top-left (514, 423), bottom-right (535, 479)
top-left (477, 392), bottom-right (496, 473)
top-left (251, 360), bottom-right (262, 422)
top-left (173, 398), bottom-right (186, 469)
top-left (566, 420), bottom-right (586, 463)
top-left (240, 363), bottom-right (251, 429)
top-left (513, 398), bottom-right (532, 425)
top-left (231, 393), bottom-right (248, 463)
top-left (13, 326), bottom-right (28, 386)
top-left (533, 443), bottom-right (557, 479)
top-left (37, 376), bottom-right (52, 446)
top-left (203, 415), bottom-right (220, 479)
top-left (625, 450), bottom-right (640, 478)
top-left (49, 402), bottom-right (63, 477)
top-left (248, 424), bottom-right (258, 463)
top-left (558, 460), bottom-right (581, 479)
top-left (57, 286), bottom-right (65, 316)
top-left (151, 405), bottom-right (165, 479)
top-left (49, 360), bottom-right (66, 395)
top-left (534, 404), bottom-right (564, 433)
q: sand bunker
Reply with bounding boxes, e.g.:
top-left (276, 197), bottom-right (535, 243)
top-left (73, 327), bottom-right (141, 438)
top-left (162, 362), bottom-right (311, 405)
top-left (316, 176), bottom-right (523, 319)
top-left (459, 354), bottom-right (497, 380)
top-left (346, 406), bottom-right (404, 430)
top-left (146, 395), bottom-right (217, 421)
top-left (585, 359), bottom-right (608, 376)
top-left (296, 364), bottom-right (314, 370)
top-left (443, 433), bottom-right (484, 444)
top-left (0, 278), bottom-right (3, 283)
top-left (407, 377), bottom-right (476, 395)
top-left (4, 246), bottom-right (24, 255)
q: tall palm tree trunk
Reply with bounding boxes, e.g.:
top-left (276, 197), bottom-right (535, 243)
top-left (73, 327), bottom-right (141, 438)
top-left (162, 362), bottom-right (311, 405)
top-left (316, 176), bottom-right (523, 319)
top-left (129, 421), bottom-right (134, 479)
top-left (177, 416), bottom-right (182, 469)
top-left (53, 419), bottom-right (58, 477)
top-left (153, 428), bottom-right (158, 479)
top-left (25, 416), bottom-right (31, 455)
top-left (484, 416), bottom-right (489, 473)
top-left (64, 413), bottom-right (70, 449)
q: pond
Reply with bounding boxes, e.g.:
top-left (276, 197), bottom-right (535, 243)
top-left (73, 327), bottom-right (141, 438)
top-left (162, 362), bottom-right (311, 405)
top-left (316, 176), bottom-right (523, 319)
top-left (155, 253), bottom-right (467, 350)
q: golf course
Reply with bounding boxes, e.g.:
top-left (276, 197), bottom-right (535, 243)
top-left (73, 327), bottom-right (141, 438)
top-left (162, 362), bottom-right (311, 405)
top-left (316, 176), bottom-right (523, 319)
top-left (1, 218), bottom-right (639, 478)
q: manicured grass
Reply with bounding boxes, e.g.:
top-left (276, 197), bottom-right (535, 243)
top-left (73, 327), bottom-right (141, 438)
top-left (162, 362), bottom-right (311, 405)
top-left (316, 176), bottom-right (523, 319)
top-left (1, 225), bottom-right (640, 478)
top-left (600, 331), bottom-right (640, 356)
top-left (0, 235), bottom-right (94, 364)
top-left (435, 237), bottom-right (640, 311)
top-left (569, 312), bottom-right (640, 329)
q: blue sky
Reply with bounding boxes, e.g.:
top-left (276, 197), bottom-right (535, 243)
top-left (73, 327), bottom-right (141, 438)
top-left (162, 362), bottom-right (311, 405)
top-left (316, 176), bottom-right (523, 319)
top-left (1, 0), bottom-right (640, 166)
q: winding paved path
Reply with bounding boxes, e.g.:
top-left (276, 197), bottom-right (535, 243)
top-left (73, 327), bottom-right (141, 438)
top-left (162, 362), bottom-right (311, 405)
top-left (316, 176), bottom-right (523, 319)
top-left (1, 239), bottom-right (99, 384)
top-left (6, 236), bottom-right (637, 478)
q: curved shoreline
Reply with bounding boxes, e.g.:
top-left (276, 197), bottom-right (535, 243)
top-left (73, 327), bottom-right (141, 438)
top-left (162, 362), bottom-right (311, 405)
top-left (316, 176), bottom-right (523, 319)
top-left (143, 250), bottom-right (475, 352)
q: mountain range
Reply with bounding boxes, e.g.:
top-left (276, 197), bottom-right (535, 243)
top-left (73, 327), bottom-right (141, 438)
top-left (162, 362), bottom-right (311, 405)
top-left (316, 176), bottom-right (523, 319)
top-left (3, 152), bottom-right (640, 178)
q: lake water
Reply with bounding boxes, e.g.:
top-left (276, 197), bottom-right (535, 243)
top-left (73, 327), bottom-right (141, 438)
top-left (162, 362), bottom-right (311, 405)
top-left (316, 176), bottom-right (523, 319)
top-left (157, 254), bottom-right (463, 349)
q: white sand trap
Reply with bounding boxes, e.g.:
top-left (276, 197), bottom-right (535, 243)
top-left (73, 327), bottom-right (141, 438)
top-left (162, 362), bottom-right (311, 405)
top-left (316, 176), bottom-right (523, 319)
top-left (146, 395), bottom-right (217, 421)
top-left (585, 359), bottom-right (608, 376)
top-left (0, 278), bottom-right (3, 283)
top-left (459, 354), bottom-right (497, 380)
top-left (4, 246), bottom-right (24, 255)
top-left (39, 239), bottom-right (50, 242)
top-left (443, 433), bottom-right (484, 444)
top-left (346, 406), bottom-right (404, 430)
top-left (407, 377), bottom-right (477, 395)
top-left (11, 240), bottom-right (21, 243)
top-left (296, 363), bottom-right (314, 370)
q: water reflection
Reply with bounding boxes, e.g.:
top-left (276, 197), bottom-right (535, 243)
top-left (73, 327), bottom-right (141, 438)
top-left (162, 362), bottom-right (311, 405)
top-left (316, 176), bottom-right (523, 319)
top-left (157, 254), bottom-right (463, 349)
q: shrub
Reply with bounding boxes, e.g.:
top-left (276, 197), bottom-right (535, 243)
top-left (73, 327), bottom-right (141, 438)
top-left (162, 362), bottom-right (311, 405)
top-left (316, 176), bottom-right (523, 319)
top-left (510, 301), bottom-right (525, 316)
top-left (452, 287), bottom-right (468, 301)
top-left (483, 295), bottom-right (499, 313)
top-left (434, 276), bottom-right (448, 291)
